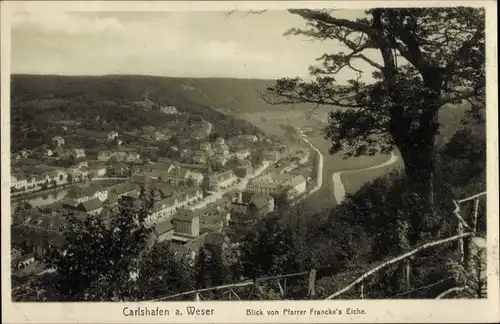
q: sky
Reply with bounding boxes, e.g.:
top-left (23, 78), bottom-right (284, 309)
top-left (11, 8), bottom-right (379, 82)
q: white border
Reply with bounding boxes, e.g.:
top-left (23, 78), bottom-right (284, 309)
top-left (1, 1), bottom-right (499, 323)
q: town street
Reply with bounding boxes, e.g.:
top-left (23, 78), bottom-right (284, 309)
top-left (187, 160), bottom-right (272, 211)
top-left (332, 151), bottom-right (399, 204)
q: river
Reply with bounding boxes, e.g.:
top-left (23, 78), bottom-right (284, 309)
top-left (302, 135), bottom-right (396, 214)
top-left (13, 187), bottom-right (70, 209)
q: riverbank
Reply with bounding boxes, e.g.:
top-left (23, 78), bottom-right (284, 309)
top-left (303, 136), bottom-right (391, 213)
top-left (332, 151), bottom-right (400, 204)
top-left (301, 135), bottom-right (323, 196)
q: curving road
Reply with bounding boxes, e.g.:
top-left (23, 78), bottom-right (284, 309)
top-left (301, 135), bottom-right (324, 196)
top-left (332, 151), bottom-right (399, 204)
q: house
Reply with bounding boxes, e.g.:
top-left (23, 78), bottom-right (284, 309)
top-left (240, 135), bottom-right (258, 142)
top-left (152, 219), bottom-right (175, 244)
top-left (88, 162), bottom-right (107, 177)
top-left (17, 253), bottom-right (36, 269)
top-left (147, 196), bottom-right (179, 225)
top-left (133, 162), bottom-right (175, 180)
top-left (297, 151), bottom-right (310, 164)
top-left (280, 174), bottom-right (307, 197)
top-left (108, 182), bottom-right (138, 199)
top-left (167, 167), bottom-right (192, 186)
top-left (45, 149), bottom-right (54, 157)
top-left (172, 209), bottom-right (200, 239)
top-left (77, 198), bottom-right (103, 216)
top-left (214, 137), bottom-right (225, 145)
top-left (160, 106), bottom-right (178, 114)
top-left (52, 136), bottom-right (65, 147)
top-left (208, 170), bottom-right (237, 191)
top-left (214, 144), bottom-right (230, 156)
top-left (247, 174), bottom-right (306, 198)
top-left (66, 183), bottom-right (108, 203)
top-left (20, 150), bottom-right (31, 159)
top-left (200, 142), bottom-right (211, 152)
top-left (69, 149), bottom-right (86, 159)
top-left (234, 163), bottom-right (253, 178)
top-left (71, 160), bottom-right (88, 169)
top-left (246, 180), bottom-right (282, 195)
top-left (49, 169), bottom-right (68, 185)
top-left (67, 167), bottom-right (89, 182)
top-left (182, 187), bottom-right (203, 204)
top-left (153, 131), bottom-right (167, 141)
top-left (247, 194), bottom-right (275, 218)
top-left (192, 154), bottom-right (207, 164)
top-left (275, 163), bottom-right (298, 175)
top-left (119, 149), bottom-right (141, 162)
top-left (108, 163), bottom-right (130, 177)
top-left (11, 174), bottom-right (29, 191)
top-left (188, 171), bottom-right (204, 185)
top-left (213, 155), bottom-right (229, 166)
top-left (108, 131), bottom-right (119, 140)
top-left (235, 149), bottom-right (251, 160)
top-left (97, 151), bottom-right (112, 162)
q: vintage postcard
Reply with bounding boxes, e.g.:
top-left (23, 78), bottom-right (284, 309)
top-left (1, 0), bottom-right (499, 323)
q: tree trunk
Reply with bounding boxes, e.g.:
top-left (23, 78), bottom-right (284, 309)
top-left (391, 108), bottom-right (439, 246)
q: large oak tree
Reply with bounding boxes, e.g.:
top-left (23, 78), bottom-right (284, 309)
top-left (262, 8), bottom-right (485, 200)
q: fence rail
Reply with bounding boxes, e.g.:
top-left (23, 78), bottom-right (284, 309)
top-left (324, 191), bottom-right (486, 300)
top-left (148, 191), bottom-right (486, 301)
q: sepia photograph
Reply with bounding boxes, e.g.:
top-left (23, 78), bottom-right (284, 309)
top-left (1, 1), bottom-right (498, 323)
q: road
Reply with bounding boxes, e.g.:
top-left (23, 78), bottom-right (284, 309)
top-left (91, 177), bottom-right (130, 181)
top-left (301, 135), bottom-right (324, 196)
top-left (332, 151), bottom-right (399, 204)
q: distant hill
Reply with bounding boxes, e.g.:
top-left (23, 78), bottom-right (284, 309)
top-left (10, 74), bottom-right (270, 153)
top-left (11, 74), bottom-right (481, 152)
top-left (11, 74), bottom-right (282, 114)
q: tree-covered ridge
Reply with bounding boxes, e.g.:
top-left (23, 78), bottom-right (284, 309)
top-left (10, 75), bottom-right (264, 152)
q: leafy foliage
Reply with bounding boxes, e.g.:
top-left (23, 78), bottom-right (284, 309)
top-left (262, 8), bottom-right (485, 191)
top-left (44, 190), bottom-right (156, 301)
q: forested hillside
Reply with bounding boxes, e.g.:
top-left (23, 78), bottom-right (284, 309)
top-left (10, 75), bottom-right (265, 152)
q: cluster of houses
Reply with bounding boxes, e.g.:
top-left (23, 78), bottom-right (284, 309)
top-left (98, 148), bottom-right (142, 163)
top-left (10, 156), bottom-right (110, 194)
top-left (11, 129), bottom-right (315, 271)
top-left (191, 137), bottom-right (252, 167)
top-left (132, 162), bottom-right (204, 186)
top-left (247, 173), bottom-right (307, 199)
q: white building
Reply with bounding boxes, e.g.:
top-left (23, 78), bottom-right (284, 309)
top-left (208, 170), bottom-right (237, 191)
top-left (235, 149), bottom-right (251, 160)
top-left (108, 131), bottom-right (119, 140)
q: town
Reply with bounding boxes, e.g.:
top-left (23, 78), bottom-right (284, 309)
top-left (11, 121), bottom-right (321, 275)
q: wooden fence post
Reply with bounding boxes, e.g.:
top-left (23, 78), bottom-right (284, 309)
top-left (458, 222), bottom-right (464, 262)
top-left (308, 269), bottom-right (317, 299)
top-left (472, 198), bottom-right (480, 234)
top-left (405, 258), bottom-right (411, 298)
top-left (463, 236), bottom-right (472, 271)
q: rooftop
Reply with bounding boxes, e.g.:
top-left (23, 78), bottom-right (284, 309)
top-left (78, 198), bottom-right (103, 212)
top-left (173, 209), bottom-right (197, 222)
top-left (154, 220), bottom-right (174, 236)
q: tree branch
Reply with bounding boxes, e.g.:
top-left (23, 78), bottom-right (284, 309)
top-left (288, 9), bottom-right (378, 38)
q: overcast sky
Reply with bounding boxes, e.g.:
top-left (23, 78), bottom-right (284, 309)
top-left (11, 8), bottom-right (379, 83)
